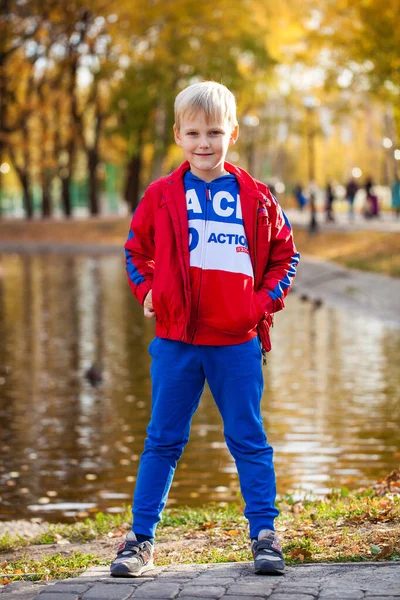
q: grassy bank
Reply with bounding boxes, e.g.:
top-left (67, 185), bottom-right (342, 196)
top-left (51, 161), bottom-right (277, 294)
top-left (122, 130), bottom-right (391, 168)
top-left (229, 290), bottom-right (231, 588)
top-left (1, 472), bottom-right (399, 584)
top-left (0, 217), bottom-right (399, 277)
top-left (293, 228), bottom-right (400, 278)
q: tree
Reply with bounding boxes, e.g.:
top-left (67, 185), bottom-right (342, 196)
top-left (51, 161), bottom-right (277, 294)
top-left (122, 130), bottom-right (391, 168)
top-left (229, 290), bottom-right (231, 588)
top-left (307, 0), bottom-right (400, 133)
top-left (110, 0), bottom-right (276, 209)
top-left (304, 0), bottom-right (400, 181)
top-left (0, 0), bottom-right (44, 216)
top-left (73, 25), bottom-right (117, 216)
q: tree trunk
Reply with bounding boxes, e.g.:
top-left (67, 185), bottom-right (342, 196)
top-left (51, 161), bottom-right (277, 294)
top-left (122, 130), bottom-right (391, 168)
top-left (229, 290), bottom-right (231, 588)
top-left (124, 152), bottom-right (142, 213)
top-left (21, 172), bottom-right (33, 219)
top-left (40, 112), bottom-right (52, 218)
top-left (61, 176), bottom-right (72, 217)
top-left (41, 170), bottom-right (52, 217)
top-left (88, 147), bottom-right (99, 215)
top-left (22, 120), bottom-right (33, 218)
top-left (8, 124), bottom-right (33, 219)
top-left (57, 48), bottom-right (81, 219)
top-left (8, 156), bottom-right (34, 219)
top-left (61, 134), bottom-right (76, 218)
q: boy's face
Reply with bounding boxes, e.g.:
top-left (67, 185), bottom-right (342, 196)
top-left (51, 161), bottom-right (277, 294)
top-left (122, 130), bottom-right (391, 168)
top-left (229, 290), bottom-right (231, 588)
top-left (174, 110), bottom-right (238, 182)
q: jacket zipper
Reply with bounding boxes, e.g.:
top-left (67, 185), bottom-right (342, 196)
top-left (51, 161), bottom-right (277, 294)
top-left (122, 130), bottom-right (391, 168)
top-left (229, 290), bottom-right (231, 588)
top-left (190, 181), bottom-right (211, 343)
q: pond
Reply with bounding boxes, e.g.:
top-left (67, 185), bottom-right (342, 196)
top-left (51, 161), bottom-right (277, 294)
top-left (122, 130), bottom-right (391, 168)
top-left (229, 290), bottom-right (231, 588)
top-left (0, 253), bottom-right (399, 523)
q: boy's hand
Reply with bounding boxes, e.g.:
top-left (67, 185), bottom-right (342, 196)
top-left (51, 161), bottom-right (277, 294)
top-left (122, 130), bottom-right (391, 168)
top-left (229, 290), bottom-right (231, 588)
top-left (143, 290), bottom-right (156, 318)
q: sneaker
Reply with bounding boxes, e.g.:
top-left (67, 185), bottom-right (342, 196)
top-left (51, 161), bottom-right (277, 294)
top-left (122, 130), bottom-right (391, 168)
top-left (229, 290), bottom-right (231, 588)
top-left (252, 529), bottom-right (285, 575)
top-left (110, 531), bottom-right (154, 577)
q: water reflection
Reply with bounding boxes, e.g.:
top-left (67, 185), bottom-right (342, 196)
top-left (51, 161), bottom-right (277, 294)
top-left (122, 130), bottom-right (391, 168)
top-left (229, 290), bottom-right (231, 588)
top-left (0, 253), bottom-right (399, 522)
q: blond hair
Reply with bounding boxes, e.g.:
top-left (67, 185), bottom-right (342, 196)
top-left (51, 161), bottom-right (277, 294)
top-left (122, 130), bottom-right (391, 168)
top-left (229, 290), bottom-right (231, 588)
top-left (174, 81), bottom-right (238, 130)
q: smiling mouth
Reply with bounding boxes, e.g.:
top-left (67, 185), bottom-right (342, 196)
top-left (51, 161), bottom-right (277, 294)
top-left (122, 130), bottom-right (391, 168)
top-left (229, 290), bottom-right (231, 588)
top-left (195, 153), bottom-right (213, 156)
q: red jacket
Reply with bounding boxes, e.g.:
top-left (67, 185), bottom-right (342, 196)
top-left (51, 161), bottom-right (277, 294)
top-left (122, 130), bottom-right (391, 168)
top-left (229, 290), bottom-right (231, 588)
top-left (125, 161), bottom-right (299, 353)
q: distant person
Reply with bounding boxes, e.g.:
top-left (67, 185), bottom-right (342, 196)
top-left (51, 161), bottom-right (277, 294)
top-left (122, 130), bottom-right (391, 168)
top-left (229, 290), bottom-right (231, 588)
top-left (293, 183), bottom-right (308, 211)
top-left (392, 175), bottom-right (400, 218)
top-left (345, 178), bottom-right (358, 220)
top-left (325, 182), bottom-right (335, 222)
top-left (111, 81), bottom-right (299, 578)
top-left (364, 177), bottom-right (379, 218)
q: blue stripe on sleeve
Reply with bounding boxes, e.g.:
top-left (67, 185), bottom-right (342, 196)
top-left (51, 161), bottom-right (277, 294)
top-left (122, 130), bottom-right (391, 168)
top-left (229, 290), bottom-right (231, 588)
top-left (125, 228), bottom-right (145, 286)
top-left (271, 194), bottom-right (292, 231)
top-left (282, 209), bottom-right (292, 231)
top-left (268, 252), bottom-right (300, 301)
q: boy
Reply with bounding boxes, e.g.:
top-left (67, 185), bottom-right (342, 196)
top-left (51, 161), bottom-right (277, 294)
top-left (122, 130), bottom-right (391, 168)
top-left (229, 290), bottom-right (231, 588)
top-left (111, 81), bottom-right (299, 577)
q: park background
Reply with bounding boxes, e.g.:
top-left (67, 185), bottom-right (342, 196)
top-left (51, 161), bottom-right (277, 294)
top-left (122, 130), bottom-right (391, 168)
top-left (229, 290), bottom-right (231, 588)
top-left (0, 0), bottom-right (399, 218)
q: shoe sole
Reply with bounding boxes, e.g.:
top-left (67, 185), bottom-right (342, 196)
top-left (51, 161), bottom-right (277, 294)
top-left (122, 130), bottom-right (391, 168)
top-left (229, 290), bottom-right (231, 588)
top-left (255, 564), bottom-right (285, 575)
top-left (110, 559), bottom-right (155, 577)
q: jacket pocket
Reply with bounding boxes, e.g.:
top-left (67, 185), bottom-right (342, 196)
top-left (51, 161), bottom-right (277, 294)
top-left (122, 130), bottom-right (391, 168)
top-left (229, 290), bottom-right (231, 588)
top-left (207, 287), bottom-right (265, 335)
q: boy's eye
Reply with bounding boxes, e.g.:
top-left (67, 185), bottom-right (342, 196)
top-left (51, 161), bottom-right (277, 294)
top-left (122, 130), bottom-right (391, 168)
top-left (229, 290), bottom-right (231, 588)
top-left (209, 129), bottom-right (224, 137)
top-left (185, 130), bottom-right (223, 136)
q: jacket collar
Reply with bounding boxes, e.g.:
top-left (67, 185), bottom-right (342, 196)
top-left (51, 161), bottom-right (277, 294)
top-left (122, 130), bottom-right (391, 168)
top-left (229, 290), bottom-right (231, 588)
top-left (163, 160), bottom-right (262, 195)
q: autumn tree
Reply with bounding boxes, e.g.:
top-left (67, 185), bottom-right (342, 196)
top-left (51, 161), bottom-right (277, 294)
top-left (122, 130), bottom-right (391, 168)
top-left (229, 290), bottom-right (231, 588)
top-left (310, 0), bottom-right (400, 95)
top-left (110, 0), bottom-right (276, 210)
top-left (306, 0), bottom-right (400, 178)
top-left (0, 0), bottom-right (44, 217)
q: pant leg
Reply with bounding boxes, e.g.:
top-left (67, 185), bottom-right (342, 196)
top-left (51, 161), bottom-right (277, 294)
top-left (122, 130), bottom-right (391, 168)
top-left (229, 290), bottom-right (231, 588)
top-left (132, 338), bottom-right (205, 538)
top-left (202, 337), bottom-right (279, 539)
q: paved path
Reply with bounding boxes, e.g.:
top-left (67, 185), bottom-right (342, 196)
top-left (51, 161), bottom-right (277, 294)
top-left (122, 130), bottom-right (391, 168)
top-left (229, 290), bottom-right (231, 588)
top-left (1, 562), bottom-right (399, 599)
top-left (292, 256), bottom-right (400, 327)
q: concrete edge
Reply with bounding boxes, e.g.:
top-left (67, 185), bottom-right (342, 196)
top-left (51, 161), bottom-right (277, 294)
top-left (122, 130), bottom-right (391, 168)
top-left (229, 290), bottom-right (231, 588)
top-left (77, 560), bottom-right (400, 576)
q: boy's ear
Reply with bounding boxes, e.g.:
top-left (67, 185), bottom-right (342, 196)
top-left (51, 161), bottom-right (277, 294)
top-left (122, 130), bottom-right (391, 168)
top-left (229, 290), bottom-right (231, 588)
top-left (173, 124), bottom-right (182, 147)
top-left (229, 125), bottom-right (239, 146)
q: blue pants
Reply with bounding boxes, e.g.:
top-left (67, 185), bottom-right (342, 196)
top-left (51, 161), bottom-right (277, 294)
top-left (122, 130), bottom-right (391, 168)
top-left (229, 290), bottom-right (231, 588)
top-left (132, 337), bottom-right (279, 539)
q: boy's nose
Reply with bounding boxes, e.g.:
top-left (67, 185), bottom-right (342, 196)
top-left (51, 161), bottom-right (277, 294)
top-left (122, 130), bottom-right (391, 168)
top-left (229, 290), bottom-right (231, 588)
top-left (199, 137), bottom-right (210, 148)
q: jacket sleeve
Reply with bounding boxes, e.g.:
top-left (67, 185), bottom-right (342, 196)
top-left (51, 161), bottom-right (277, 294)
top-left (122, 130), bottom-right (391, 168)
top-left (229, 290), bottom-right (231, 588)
top-left (124, 188), bottom-right (156, 306)
top-left (256, 192), bottom-right (300, 315)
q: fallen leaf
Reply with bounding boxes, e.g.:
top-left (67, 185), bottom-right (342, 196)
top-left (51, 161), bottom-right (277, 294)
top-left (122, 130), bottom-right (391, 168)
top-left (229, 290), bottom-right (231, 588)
top-left (225, 530), bottom-right (240, 536)
top-left (289, 548), bottom-right (312, 560)
top-left (200, 522), bottom-right (217, 530)
top-left (375, 545), bottom-right (392, 559)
